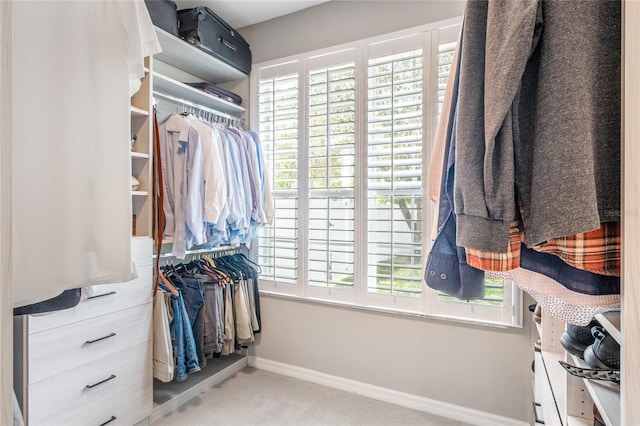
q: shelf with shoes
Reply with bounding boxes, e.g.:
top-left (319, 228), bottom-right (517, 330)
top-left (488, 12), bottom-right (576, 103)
top-left (532, 308), bottom-right (620, 425)
top-left (533, 310), bottom-right (592, 425)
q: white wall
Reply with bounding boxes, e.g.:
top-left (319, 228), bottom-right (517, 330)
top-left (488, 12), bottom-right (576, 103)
top-left (252, 296), bottom-right (534, 422)
top-left (241, 1), bottom-right (534, 422)
top-left (241, 0), bottom-right (467, 63)
top-left (0, 2), bottom-right (11, 423)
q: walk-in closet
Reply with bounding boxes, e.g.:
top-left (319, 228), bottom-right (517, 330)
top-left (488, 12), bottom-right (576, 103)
top-left (2, 1), bottom-right (638, 425)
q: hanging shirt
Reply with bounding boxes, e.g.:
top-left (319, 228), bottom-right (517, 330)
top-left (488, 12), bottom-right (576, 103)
top-left (223, 131), bottom-right (249, 239)
top-left (250, 132), bottom-right (269, 224)
top-left (159, 114), bottom-right (203, 258)
top-left (454, 0), bottom-right (621, 252)
top-left (12, 0), bottom-right (160, 307)
top-left (190, 117), bottom-right (227, 226)
top-left (181, 115), bottom-right (205, 249)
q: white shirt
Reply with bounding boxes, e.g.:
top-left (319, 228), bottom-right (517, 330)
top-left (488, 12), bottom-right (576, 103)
top-left (189, 118), bottom-right (228, 226)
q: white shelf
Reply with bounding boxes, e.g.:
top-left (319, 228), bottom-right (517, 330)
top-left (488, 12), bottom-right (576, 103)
top-left (567, 415), bottom-right (592, 426)
top-left (131, 152), bottom-right (150, 159)
top-left (570, 355), bottom-right (620, 426)
top-left (132, 190), bottom-right (149, 196)
top-left (130, 106), bottom-right (149, 117)
top-left (153, 26), bottom-right (247, 84)
top-left (153, 72), bottom-right (245, 116)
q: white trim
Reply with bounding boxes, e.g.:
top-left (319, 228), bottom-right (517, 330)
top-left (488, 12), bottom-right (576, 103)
top-left (259, 289), bottom-right (522, 329)
top-left (249, 357), bottom-right (529, 426)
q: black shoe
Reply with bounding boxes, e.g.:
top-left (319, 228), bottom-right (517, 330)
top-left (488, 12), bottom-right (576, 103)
top-left (560, 319), bottom-right (600, 358)
top-left (584, 326), bottom-right (620, 370)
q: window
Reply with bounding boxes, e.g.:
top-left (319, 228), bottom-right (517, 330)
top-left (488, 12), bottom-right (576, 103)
top-left (257, 66), bottom-right (299, 285)
top-left (308, 60), bottom-right (356, 291)
top-left (252, 18), bottom-right (523, 327)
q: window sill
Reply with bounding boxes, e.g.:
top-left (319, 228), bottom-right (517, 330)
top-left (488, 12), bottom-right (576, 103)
top-left (258, 290), bottom-right (521, 330)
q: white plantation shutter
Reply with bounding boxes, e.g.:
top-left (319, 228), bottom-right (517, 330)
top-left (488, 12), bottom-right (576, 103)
top-left (367, 46), bottom-right (423, 297)
top-left (258, 69), bottom-right (300, 284)
top-left (307, 61), bottom-right (356, 289)
top-left (252, 19), bottom-right (522, 327)
top-left (437, 40), bottom-right (456, 117)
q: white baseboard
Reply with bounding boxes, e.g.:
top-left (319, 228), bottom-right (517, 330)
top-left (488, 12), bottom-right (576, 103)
top-left (249, 356), bottom-right (528, 426)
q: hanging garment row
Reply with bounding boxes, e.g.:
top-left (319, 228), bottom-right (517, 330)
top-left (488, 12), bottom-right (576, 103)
top-left (425, 0), bottom-right (621, 327)
top-left (154, 253), bottom-right (261, 383)
top-left (157, 112), bottom-right (274, 259)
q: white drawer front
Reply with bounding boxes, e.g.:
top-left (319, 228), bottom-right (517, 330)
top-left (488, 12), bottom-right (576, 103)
top-left (28, 341), bottom-right (152, 426)
top-left (28, 303), bottom-right (152, 384)
top-left (28, 266), bottom-right (153, 333)
top-left (131, 237), bottom-right (153, 267)
top-left (534, 351), bottom-right (562, 425)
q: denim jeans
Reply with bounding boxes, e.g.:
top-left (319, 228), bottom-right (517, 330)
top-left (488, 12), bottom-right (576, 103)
top-left (168, 289), bottom-right (201, 381)
top-left (180, 276), bottom-right (206, 367)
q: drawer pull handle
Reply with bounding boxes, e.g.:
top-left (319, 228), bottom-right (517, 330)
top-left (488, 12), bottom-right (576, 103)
top-left (88, 291), bottom-right (116, 299)
top-left (86, 374), bottom-right (116, 389)
top-left (533, 402), bottom-right (545, 425)
top-left (85, 332), bottom-right (116, 345)
top-left (98, 416), bottom-right (116, 426)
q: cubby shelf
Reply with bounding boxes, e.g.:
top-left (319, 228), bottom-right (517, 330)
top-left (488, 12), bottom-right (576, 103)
top-left (153, 72), bottom-right (245, 116)
top-left (153, 26), bottom-right (247, 84)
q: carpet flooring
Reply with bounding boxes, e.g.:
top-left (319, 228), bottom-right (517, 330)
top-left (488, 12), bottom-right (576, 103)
top-left (150, 366), bottom-right (472, 426)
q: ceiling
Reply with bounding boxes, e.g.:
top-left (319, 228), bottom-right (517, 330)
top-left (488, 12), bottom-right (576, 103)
top-left (173, 0), bottom-right (331, 29)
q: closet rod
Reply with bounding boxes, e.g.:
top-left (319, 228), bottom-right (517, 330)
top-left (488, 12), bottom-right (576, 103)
top-left (153, 243), bottom-right (242, 260)
top-left (153, 91), bottom-right (245, 128)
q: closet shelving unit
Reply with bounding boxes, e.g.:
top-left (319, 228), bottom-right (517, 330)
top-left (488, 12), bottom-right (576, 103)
top-left (533, 311), bottom-right (620, 425)
top-left (148, 26), bottom-right (250, 423)
top-left (130, 58), bottom-right (153, 237)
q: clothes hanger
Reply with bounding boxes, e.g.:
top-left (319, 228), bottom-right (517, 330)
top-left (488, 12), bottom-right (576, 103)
top-left (198, 258), bottom-right (232, 286)
top-left (236, 253), bottom-right (263, 275)
top-left (158, 268), bottom-right (179, 297)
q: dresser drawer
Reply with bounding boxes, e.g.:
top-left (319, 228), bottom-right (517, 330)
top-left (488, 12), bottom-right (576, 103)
top-left (534, 351), bottom-right (563, 425)
top-left (27, 341), bottom-right (152, 426)
top-left (28, 303), bottom-right (152, 384)
top-left (131, 236), bottom-right (153, 267)
top-left (28, 266), bottom-right (152, 333)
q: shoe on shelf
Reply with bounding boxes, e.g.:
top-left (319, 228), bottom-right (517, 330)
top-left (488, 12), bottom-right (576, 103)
top-left (584, 325), bottom-right (620, 370)
top-left (529, 303), bottom-right (542, 324)
top-left (560, 319), bottom-right (600, 358)
top-left (533, 304), bottom-right (542, 324)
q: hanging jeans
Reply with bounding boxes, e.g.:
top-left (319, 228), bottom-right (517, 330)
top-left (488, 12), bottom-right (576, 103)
top-left (178, 276), bottom-right (206, 367)
top-left (202, 277), bottom-right (226, 357)
top-left (169, 291), bottom-right (200, 381)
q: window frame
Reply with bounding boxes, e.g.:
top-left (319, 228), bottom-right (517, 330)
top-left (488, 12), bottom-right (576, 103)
top-left (250, 17), bottom-right (523, 328)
